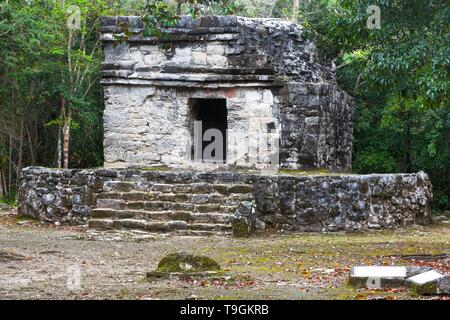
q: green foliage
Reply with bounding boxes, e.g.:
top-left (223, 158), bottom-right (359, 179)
top-left (0, 195), bottom-right (17, 207)
top-left (0, 0), bottom-right (118, 196)
top-left (211, 0), bottom-right (242, 15)
top-left (142, 0), bottom-right (180, 37)
top-left (299, 0), bottom-right (449, 210)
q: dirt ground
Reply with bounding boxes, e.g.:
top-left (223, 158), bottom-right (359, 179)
top-left (0, 208), bottom-right (449, 300)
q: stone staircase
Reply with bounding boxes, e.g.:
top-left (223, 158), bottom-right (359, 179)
top-left (88, 179), bottom-right (254, 236)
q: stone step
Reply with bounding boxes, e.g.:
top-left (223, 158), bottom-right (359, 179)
top-left (102, 181), bottom-right (253, 195)
top-left (94, 200), bottom-right (239, 214)
top-left (90, 180), bottom-right (253, 236)
top-left (88, 218), bottom-right (182, 232)
top-left (96, 192), bottom-right (251, 205)
top-left (96, 191), bottom-right (162, 202)
top-left (88, 218), bottom-right (232, 233)
top-left (171, 230), bottom-right (231, 237)
top-left (187, 223), bottom-right (232, 231)
top-left (91, 208), bottom-right (233, 224)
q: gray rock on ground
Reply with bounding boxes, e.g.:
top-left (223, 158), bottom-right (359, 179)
top-left (432, 215), bottom-right (449, 224)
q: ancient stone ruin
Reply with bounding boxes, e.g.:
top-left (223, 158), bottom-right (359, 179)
top-left (18, 16), bottom-right (432, 235)
top-left (100, 15), bottom-right (352, 171)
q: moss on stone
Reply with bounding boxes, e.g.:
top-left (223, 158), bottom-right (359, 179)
top-left (232, 218), bottom-right (249, 238)
top-left (135, 165), bottom-right (170, 172)
top-left (157, 252), bottom-right (221, 273)
top-left (359, 182), bottom-right (370, 193)
top-left (277, 168), bottom-right (357, 176)
top-left (171, 211), bottom-right (194, 222)
top-left (408, 281), bottom-right (438, 295)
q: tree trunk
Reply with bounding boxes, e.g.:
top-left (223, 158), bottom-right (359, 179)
top-left (292, 0), bottom-right (300, 22)
top-left (17, 113), bottom-right (24, 179)
top-left (2, 169), bottom-right (8, 198)
top-left (63, 115), bottom-right (71, 169)
top-left (8, 134), bottom-right (12, 195)
top-left (56, 125), bottom-right (62, 168)
top-left (400, 93), bottom-right (412, 173)
top-left (0, 169), bottom-right (5, 198)
top-left (404, 112), bottom-right (412, 173)
top-left (26, 124), bottom-right (35, 165)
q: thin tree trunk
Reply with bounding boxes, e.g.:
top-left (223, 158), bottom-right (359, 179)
top-left (17, 112), bottom-right (24, 178)
top-left (62, 28), bottom-right (73, 170)
top-left (15, 112), bottom-right (24, 199)
top-left (8, 134), bottom-right (12, 194)
top-left (400, 94), bottom-right (412, 173)
top-left (56, 125), bottom-right (62, 168)
top-left (57, 96), bottom-right (66, 169)
top-left (1, 169), bottom-right (7, 197)
top-left (63, 114), bottom-right (71, 169)
top-left (26, 124), bottom-right (35, 165)
top-left (404, 113), bottom-right (412, 173)
top-left (8, 88), bottom-right (13, 194)
top-left (292, 0), bottom-right (300, 22)
top-left (0, 169), bottom-right (4, 198)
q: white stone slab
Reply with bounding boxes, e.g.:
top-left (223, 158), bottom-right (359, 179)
top-left (407, 270), bottom-right (445, 285)
top-left (352, 266), bottom-right (407, 277)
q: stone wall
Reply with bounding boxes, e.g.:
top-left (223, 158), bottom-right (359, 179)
top-left (100, 16), bottom-right (334, 83)
top-left (279, 83), bottom-right (352, 170)
top-left (252, 172), bottom-right (432, 231)
top-left (103, 85), bottom-right (280, 169)
top-left (100, 15), bottom-right (353, 171)
top-left (19, 167), bottom-right (432, 231)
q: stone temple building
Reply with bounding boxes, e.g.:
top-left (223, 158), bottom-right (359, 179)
top-left (18, 16), bottom-right (432, 235)
top-left (100, 15), bottom-right (353, 171)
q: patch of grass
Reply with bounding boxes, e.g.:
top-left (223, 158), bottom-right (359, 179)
top-left (117, 288), bottom-right (130, 299)
top-left (278, 168), bottom-right (356, 176)
top-left (0, 197), bottom-right (17, 207)
top-left (136, 165), bottom-right (170, 172)
top-left (213, 295), bottom-right (236, 300)
top-left (432, 210), bottom-right (450, 217)
top-left (14, 214), bottom-right (39, 224)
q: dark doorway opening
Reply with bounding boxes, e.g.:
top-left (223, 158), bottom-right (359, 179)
top-left (190, 98), bottom-right (227, 163)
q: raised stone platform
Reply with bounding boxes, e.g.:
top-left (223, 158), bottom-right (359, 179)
top-left (18, 167), bottom-right (432, 234)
